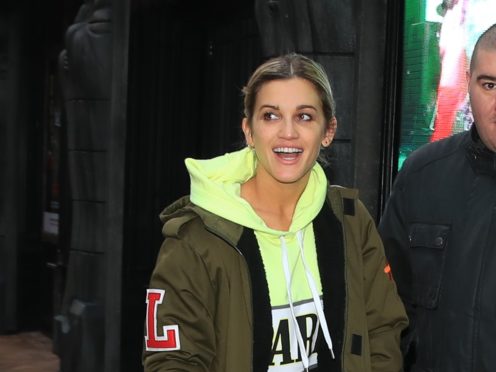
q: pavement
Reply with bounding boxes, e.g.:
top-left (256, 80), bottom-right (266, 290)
top-left (0, 332), bottom-right (59, 372)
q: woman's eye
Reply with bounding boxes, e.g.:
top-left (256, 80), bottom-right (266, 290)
top-left (263, 112), bottom-right (279, 121)
top-left (298, 113), bottom-right (313, 121)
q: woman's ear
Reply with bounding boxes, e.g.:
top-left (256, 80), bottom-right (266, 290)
top-left (242, 118), bottom-right (254, 147)
top-left (321, 117), bottom-right (337, 147)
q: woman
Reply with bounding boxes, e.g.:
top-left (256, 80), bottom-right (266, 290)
top-left (143, 53), bottom-right (408, 372)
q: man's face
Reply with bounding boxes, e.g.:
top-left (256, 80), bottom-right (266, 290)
top-left (468, 48), bottom-right (496, 152)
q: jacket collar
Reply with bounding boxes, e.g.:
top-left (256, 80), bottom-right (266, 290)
top-left (188, 201), bottom-right (244, 247)
top-left (465, 124), bottom-right (496, 178)
top-left (160, 196), bottom-right (244, 247)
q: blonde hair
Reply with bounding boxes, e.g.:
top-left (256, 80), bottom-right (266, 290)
top-left (242, 53), bottom-right (336, 124)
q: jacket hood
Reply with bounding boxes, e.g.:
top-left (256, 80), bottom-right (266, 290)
top-left (184, 147), bottom-right (329, 235)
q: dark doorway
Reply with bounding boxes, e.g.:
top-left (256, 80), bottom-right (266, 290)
top-left (0, 0), bottom-right (81, 336)
top-left (123, 1), bottom-right (262, 370)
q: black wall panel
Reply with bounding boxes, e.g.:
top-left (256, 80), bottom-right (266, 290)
top-left (0, 11), bottom-right (9, 333)
top-left (319, 56), bottom-right (355, 141)
top-left (70, 201), bottom-right (106, 253)
top-left (316, 55), bottom-right (355, 187)
top-left (0, 3), bottom-right (46, 333)
top-left (54, 1), bottom-right (115, 370)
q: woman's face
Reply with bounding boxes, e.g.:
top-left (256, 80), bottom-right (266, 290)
top-left (242, 77), bottom-right (336, 187)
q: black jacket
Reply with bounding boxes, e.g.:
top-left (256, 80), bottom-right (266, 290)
top-left (379, 126), bottom-right (496, 372)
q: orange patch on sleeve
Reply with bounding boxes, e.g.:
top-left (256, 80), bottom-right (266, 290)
top-left (384, 264), bottom-right (393, 281)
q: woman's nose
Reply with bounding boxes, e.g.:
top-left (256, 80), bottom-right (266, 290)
top-left (279, 118), bottom-right (298, 138)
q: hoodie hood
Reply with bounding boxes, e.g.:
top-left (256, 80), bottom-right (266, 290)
top-left (185, 147), bottom-right (328, 234)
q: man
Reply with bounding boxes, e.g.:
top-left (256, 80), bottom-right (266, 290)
top-left (379, 23), bottom-right (496, 372)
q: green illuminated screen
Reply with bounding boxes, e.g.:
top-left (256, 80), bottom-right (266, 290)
top-left (398, 0), bottom-right (496, 169)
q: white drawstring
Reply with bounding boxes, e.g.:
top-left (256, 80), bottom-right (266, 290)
top-left (296, 230), bottom-right (335, 359)
top-left (279, 231), bottom-right (336, 371)
top-left (280, 236), bottom-right (311, 370)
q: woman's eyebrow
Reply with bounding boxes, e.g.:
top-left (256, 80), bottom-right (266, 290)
top-left (258, 104), bottom-right (279, 110)
top-left (256, 104), bottom-right (317, 111)
top-left (297, 104), bottom-right (318, 111)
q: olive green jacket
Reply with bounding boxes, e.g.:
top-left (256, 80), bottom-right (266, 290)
top-left (143, 186), bottom-right (408, 371)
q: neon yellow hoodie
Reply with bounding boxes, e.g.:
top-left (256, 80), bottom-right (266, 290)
top-left (186, 147), bottom-right (335, 370)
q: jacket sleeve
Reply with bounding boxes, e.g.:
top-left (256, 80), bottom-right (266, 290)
top-left (142, 232), bottom-right (217, 372)
top-left (378, 165), bottom-right (417, 364)
top-left (358, 200), bottom-right (409, 372)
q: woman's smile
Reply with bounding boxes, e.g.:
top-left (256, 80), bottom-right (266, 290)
top-left (273, 146), bottom-right (303, 162)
